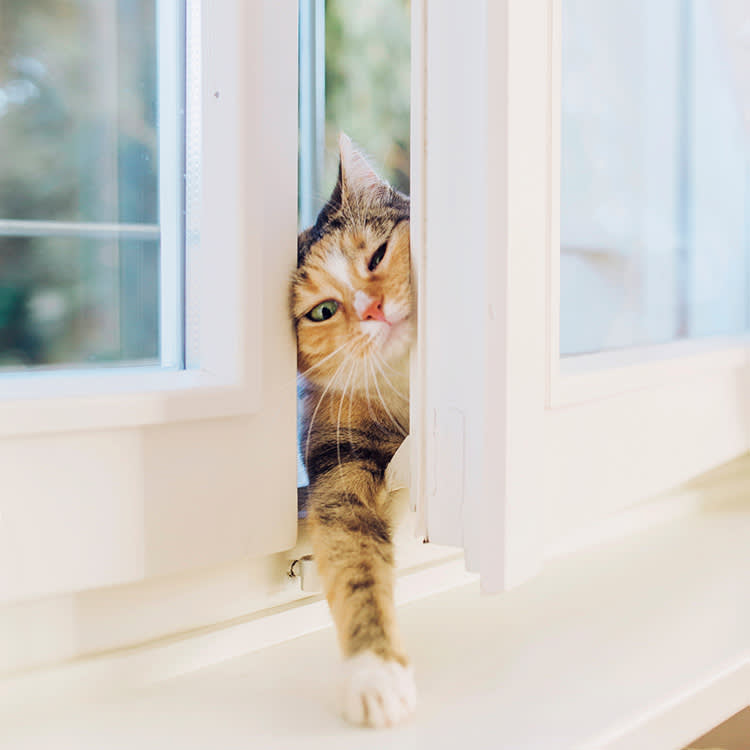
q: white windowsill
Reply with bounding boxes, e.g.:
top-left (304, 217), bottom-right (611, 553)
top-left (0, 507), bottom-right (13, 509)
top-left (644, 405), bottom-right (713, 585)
top-left (2, 469), bottom-right (750, 749)
top-left (0, 366), bottom-right (262, 437)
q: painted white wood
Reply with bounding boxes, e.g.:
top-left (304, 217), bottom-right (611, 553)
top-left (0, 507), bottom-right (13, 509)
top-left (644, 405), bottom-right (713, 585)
top-left (554, 335), bottom-right (750, 406)
top-left (409, 0), bottom-right (427, 530)
top-left (420, 0), bottom-right (548, 587)
top-left (541, 0), bottom-right (750, 573)
top-left (184, 0), bottom-right (202, 370)
top-left (419, 0), bottom-right (504, 576)
top-left (421, 0), bottom-right (750, 590)
top-left (0, 0), bottom-right (299, 604)
top-left (0, 0), bottom-right (268, 436)
top-left (3, 485), bottom-right (749, 749)
top-left (0, 540), bottom-right (465, 710)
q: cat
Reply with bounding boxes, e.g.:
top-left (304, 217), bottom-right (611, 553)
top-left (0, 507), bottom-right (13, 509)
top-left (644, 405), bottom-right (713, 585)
top-left (290, 134), bottom-right (415, 728)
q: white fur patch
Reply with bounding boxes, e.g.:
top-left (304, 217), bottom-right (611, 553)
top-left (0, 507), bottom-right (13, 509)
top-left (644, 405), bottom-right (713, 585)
top-left (327, 252), bottom-right (354, 291)
top-left (339, 651), bottom-right (416, 728)
top-left (353, 289), bottom-right (374, 319)
top-left (360, 320), bottom-right (386, 341)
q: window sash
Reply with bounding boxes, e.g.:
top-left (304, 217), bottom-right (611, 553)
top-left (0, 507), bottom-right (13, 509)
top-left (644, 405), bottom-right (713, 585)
top-left (417, 0), bottom-right (750, 593)
top-left (0, 0), bottom-right (299, 604)
top-left (0, 0), bottom-right (186, 375)
top-left (0, 0), bottom-right (263, 436)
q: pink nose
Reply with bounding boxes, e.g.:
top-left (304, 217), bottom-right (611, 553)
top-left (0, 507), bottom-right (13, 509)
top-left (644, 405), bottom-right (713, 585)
top-left (360, 297), bottom-right (387, 322)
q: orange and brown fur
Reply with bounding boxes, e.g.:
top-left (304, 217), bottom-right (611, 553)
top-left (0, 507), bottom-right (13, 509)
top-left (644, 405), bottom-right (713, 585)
top-left (290, 135), bottom-right (415, 727)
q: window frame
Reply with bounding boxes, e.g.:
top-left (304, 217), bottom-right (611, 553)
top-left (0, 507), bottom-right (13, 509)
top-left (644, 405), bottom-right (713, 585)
top-left (416, 0), bottom-right (750, 592)
top-left (0, 0), bottom-right (262, 438)
top-left (0, 0), bottom-right (299, 605)
top-left (547, 0), bottom-right (750, 406)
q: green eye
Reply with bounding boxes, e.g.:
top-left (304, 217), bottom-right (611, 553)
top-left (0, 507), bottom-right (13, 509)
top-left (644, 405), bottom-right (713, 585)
top-left (306, 299), bottom-right (339, 322)
top-left (368, 241), bottom-right (387, 271)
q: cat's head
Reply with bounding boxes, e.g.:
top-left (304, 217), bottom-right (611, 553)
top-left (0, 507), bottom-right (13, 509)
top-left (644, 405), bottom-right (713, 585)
top-left (291, 134), bottom-right (412, 388)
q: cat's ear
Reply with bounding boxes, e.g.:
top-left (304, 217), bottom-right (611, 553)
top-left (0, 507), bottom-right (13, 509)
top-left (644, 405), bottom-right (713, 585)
top-left (338, 133), bottom-right (384, 196)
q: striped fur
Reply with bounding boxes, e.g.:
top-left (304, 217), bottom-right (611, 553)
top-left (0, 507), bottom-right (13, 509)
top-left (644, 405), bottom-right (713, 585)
top-left (291, 136), bottom-right (414, 712)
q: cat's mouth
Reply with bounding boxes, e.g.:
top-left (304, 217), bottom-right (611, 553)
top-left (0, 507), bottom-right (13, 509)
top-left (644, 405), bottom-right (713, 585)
top-left (359, 314), bottom-right (412, 357)
top-left (360, 319), bottom-right (392, 342)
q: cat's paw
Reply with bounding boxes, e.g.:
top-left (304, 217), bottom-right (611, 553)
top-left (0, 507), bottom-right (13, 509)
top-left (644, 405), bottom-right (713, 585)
top-left (339, 651), bottom-right (416, 728)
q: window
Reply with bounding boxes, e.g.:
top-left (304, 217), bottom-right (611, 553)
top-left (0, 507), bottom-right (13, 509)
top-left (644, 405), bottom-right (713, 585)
top-left (0, 0), bottom-right (184, 372)
top-left (417, 0), bottom-right (750, 591)
top-left (1, 0), bottom-right (298, 604)
top-left (561, 0), bottom-right (750, 354)
top-left (0, 0), bottom-right (272, 436)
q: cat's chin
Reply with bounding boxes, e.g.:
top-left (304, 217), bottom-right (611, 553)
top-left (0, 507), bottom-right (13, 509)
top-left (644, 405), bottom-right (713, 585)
top-left (361, 317), bottom-right (412, 363)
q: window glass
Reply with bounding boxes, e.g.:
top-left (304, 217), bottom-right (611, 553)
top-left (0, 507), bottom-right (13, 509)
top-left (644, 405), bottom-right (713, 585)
top-left (0, 0), bottom-right (181, 370)
top-left (561, 0), bottom-right (750, 355)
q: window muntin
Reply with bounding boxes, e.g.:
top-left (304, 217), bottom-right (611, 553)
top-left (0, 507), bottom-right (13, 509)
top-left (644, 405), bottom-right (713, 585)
top-left (561, 0), bottom-right (750, 356)
top-left (0, 0), bottom-right (184, 371)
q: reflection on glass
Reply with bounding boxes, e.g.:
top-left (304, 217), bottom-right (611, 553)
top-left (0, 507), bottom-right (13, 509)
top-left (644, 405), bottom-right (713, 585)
top-left (0, 0), bottom-right (165, 370)
top-left (561, 0), bottom-right (750, 356)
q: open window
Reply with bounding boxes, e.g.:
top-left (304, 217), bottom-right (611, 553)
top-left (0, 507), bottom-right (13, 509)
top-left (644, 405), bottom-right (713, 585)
top-left (0, 0), bottom-right (298, 604)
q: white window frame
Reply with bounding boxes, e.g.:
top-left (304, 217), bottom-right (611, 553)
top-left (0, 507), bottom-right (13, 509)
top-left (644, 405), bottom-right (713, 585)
top-left (416, 0), bottom-right (750, 591)
top-left (0, 0), bottom-right (299, 605)
top-left (0, 0), bottom-right (267, 438)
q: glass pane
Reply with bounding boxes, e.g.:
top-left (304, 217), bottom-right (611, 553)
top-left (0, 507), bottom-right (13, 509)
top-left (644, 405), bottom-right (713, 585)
top-left (560, 0), bottom-right (750, 356)
top-left (0, 0), bottom-right (184, 371)
top-left (0, 0), bottom-right (158, 224)
top-left (0, 237), bottom-right (159, 369)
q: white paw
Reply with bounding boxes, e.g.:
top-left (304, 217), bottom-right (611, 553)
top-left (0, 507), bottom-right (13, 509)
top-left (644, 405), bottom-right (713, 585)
top-left (339, 651), bottom-right (416, 728)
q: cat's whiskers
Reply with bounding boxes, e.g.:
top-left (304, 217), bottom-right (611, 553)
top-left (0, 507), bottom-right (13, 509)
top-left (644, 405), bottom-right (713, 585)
top-left (297, 341), bottom-right (351, 380)
top-left (347, 360), bottom-right (357, 451)
top-left (367, 356), bottom-right (407, 437)
top-left (304, 355), bottom-right (349, 468)
top-left (370, 352), bottom-right (409, 402)
top-left (362, 354), bottom-right (380, 426)
top-left (336, 358), bottom-right (358, 487)
top-left (371, 346), bottom-right (407, 378)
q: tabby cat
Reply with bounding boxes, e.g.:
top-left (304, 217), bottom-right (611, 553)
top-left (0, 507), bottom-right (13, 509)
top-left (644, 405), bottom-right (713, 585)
top-left (291, 134), bottom-right (415, 727)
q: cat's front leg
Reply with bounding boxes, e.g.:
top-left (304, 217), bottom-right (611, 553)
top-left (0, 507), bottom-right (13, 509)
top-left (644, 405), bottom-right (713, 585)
top-left (308, 471), bottom-right (416, 728)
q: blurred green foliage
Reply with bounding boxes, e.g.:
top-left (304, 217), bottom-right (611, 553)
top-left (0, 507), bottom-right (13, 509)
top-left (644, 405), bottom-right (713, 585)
top-left (0, 0), bottom-right (159, 370)
top-left (325, 0), bottom-right (410, 195)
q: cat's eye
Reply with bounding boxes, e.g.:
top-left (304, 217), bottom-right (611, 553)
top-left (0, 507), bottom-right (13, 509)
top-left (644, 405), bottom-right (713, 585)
top-left (368, 242), bottom-right (388, 272)
top-left (306, 299), bottom-right (339, 322)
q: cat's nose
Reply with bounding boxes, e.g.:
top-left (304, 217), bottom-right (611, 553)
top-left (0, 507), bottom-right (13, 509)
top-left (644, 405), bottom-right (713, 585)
top-left (358, 295), bottom-right (387, 322)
